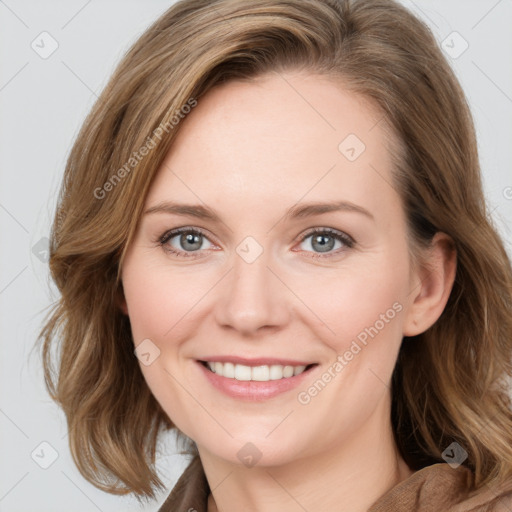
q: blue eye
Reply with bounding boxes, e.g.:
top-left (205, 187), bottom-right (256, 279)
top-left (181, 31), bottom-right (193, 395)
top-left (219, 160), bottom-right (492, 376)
top-left (158, 226), bottom-right (354, 259)
top-left (297, 228), bottom-right (354, 257)
top-left (160, 228), bottom-right (214, 257)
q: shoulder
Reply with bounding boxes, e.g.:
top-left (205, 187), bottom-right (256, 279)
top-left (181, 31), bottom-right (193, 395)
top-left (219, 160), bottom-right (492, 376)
top-left (369, 463), bottom-right (512, 512)
top-left (158, 457), bottom-right (512, 512)
top-left (157, 455), bottom-right (209, 512)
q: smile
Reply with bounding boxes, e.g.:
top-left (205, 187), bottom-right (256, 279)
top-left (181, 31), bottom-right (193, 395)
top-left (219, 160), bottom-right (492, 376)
top-left (202, 361), bottom-right (312, 381)
top-left (196, 358), bottom-right (318, 401)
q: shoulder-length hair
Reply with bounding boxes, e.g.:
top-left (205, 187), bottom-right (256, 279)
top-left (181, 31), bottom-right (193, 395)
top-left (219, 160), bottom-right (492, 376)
top-left (39, 0), bottom-right (512, 499)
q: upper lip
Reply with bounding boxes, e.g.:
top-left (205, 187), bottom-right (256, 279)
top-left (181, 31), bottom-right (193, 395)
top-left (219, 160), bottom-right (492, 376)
top-left (198, 356), bottom-right (316, 367)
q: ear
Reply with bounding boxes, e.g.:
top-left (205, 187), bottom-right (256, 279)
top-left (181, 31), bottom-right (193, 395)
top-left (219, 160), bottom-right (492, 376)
top-left (402, 232), bottom-right (457, 337)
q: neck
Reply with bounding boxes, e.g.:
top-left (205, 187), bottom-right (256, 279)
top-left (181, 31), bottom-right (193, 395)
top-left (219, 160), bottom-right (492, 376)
top-left (200, 399), bottom-right (413, 512)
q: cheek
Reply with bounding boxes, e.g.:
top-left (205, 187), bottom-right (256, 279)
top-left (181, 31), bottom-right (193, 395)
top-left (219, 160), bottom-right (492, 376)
top-left (298, 256), bottom-right (407, 355)
top-left (122, 255), bottom-right (206, 429)
top-left (292, 262), bottom-right (406, 432)
top-left (122, 255), bottom-right (215, 343)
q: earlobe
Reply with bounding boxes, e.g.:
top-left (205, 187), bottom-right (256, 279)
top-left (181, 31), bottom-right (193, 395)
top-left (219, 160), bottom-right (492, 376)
top-left (117, 284), bottom-right (129, 316)
top-left (402, 232), bottom-right (457, 337)
top-left (119, 299), bottom-right (129, 316)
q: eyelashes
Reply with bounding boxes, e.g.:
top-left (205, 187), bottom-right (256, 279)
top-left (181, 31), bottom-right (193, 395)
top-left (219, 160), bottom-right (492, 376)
top-left (158, 227), bottom-right (215, 257)
top-left (294, 227), bottom-right (354, 256)
top-left (157, 226), bottom-right (355, 259)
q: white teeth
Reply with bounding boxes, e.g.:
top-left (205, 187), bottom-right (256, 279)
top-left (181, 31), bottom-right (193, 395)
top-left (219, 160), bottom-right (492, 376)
top-left (269, 365), bottom-right (283, 380)
top-left (252, 365), bottom-right (270, 381)
top-left (283, 365), bottom-right (294, 378)
top-left (234, 364), bottom-right (252, 381)
top-left (294, 365), bottom-right (306, 376)
top-left (205, 362), bottom-right (309, 381)
top-left (223, 362), bottom-right (235, 378)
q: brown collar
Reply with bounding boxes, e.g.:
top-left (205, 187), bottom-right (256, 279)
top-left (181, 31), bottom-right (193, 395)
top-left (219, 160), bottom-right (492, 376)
top-left (157, 455), bottom-right (512, 512)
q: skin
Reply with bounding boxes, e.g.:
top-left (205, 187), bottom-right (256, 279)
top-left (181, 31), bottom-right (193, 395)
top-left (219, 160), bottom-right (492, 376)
top-left (121, 71), bottom-right (456, 512)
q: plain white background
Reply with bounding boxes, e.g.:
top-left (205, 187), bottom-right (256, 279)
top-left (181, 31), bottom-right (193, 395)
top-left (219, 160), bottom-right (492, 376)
top-left (1, 1), bottom-right (511, 511)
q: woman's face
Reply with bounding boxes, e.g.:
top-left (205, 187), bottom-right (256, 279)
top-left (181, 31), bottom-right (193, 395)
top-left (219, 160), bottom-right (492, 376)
top-left (121, 72), bottom-right (423, 467)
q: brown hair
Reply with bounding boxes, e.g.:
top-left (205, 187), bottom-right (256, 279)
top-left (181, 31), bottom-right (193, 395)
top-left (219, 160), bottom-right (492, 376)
top-left (39, 0), bottom-right (512, 500)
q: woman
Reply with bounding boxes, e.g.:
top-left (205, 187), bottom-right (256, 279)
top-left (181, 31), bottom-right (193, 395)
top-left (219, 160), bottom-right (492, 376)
top-left (40, 0), bottom-right (512, 510)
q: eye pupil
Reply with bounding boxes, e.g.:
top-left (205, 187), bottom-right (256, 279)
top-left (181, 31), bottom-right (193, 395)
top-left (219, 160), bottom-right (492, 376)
top-left (181, 232), bottom-right (202, 251)
top-left (312, 234), bottom-right (334, 253)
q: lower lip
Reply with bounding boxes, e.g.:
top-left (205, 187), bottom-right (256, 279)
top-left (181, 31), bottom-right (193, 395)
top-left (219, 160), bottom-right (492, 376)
top-left (196, 361), bottom-right (316, 401)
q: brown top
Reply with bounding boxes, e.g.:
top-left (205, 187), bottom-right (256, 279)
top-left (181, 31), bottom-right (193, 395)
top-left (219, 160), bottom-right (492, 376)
top-left (157, 455), bottom-right (512, 512)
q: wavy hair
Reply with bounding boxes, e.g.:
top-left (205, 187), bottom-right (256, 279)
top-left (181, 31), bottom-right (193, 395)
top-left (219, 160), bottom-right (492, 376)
top-left (39, 0), bottom-right (512, 499)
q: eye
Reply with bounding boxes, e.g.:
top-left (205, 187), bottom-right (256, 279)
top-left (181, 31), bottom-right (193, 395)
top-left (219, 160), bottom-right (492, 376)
top-left (159, 227), bottom-right (215, 257)
top-left (296, 228), bottom-right (354, 257)
top-left (157, 226), bottom-right (354, 259)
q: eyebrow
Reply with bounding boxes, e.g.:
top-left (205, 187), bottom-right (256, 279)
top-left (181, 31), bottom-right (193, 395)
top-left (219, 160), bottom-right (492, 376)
top-left (144, 200), bottom-right (374, 222)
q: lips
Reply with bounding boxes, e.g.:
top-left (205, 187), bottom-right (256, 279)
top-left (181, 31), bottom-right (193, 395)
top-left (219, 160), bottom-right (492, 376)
top-left (196, 357), bottom-right (318, 400)
top-left (200, 356), bottom-right (315, 367)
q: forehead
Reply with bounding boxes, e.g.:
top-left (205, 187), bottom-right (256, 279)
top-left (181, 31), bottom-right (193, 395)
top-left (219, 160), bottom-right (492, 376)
top-left (145, 72), bottom-right (401, 223)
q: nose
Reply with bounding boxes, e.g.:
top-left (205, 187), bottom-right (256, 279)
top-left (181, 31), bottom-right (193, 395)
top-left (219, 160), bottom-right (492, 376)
top-left (214, 248), bottom-right (290, 336)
